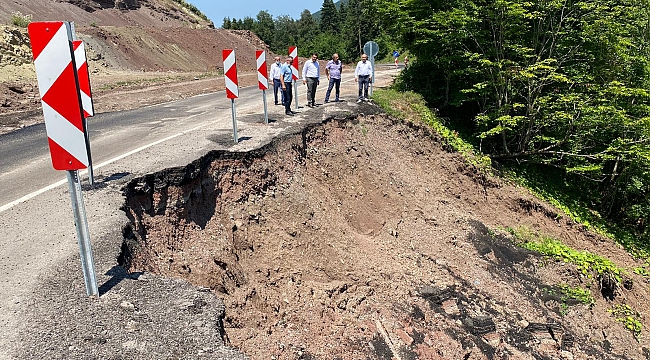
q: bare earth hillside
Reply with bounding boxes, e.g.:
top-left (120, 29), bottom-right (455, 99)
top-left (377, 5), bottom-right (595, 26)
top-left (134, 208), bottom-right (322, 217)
top-left (114, 108), bottom-right (650, 359)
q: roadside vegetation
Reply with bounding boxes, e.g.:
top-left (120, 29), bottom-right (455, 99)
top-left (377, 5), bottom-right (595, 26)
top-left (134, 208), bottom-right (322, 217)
top-left (372, 0), bottom-right (650, 263)
top-left (10, 11), bottom-right (31, 28)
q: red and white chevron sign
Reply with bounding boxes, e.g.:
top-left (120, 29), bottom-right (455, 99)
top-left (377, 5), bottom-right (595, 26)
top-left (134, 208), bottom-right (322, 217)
top-left (256, 50), bottom-right (268, 90)
top-left (289, 46), bottom-right (298, 80)
top-left (28, 21), bottom-right (88, 170)
top-left (73, 40), bottom-right (94, 118)
top-left (222, 49), bottom-right (239, 99)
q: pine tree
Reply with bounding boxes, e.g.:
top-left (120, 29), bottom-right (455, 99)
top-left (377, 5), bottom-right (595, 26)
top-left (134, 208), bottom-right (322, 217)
top-left (319, 0), bottom-right (339, 33)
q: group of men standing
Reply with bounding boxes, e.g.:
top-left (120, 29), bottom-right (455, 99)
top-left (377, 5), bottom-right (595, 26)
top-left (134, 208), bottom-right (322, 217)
top-left (269, 52), bottom-right (374, 116)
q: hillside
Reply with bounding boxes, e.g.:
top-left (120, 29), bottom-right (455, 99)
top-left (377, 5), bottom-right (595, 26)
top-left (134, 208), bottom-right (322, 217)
top-left (0, 0), bottom-right (213, 28)
top-left (0, 0), bottom-right (273, 134)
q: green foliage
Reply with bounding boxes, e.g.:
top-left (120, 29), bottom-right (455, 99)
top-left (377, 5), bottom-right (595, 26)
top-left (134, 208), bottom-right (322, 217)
top-left (507, 226), bottom-right (625, 283)
top-left (609, 304), bottom-right (643, 340)
top-left (544, 284), bottom-right (595, 315)
top-left (170, 0), bottom-right (210, 22)
top-left (319, 0), bottom-right (339, 33)
top-left (557, 284), bottom-right (596, 307)
top-left (376, 0), bottom-right (650, 254)
top-left (10, 11), bottom-right (31, 28)
top-left (372, 89), bottom-right (491, 170)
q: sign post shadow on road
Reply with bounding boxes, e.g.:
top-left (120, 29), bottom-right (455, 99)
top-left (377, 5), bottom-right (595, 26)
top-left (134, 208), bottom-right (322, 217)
top-left (363, 41), bottom-right (379, 97)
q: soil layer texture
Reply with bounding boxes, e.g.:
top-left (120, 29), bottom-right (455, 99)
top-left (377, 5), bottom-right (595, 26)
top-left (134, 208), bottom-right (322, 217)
top-left (119, 110), bottom-right (650, 359)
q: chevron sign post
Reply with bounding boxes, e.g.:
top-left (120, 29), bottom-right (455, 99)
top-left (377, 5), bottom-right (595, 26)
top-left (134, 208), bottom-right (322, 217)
top-left (73, 39), bottom-right (95, 184)
top-left (223, 49), bottom-right (239, 143)
top-left (256, 50), bottom-right (269, 124)
top-left (28, 21), bottom-right (98, 297)
top-left (289, 46), bottom-right (299, 110)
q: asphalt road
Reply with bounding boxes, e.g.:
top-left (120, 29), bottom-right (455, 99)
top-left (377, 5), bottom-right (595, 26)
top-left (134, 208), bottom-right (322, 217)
top-left (0, 66), bottom-right (398, 359)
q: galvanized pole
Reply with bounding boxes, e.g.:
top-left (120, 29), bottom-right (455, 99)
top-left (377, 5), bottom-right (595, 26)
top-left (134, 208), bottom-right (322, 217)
top-left (370, 56), bottom-right (376, 97)
top-left (293, 79), bottom-right (299, 111)
top-left (70, 23), bottom-right (94, 185)
top-left (66, 170), bottom-right (99, 297)
top-left (262, 89), bottom-right (269, 124)
top-left (231, 99), bottom-right (238, 143)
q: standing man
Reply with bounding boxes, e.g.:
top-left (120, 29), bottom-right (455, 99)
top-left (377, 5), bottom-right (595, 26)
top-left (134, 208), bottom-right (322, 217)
top-left (355, 54), bottom-right (373, 103)
top-left (280, 56), bottom-right (295, 116)
top-left (324, 53), bottom-right (343, 103)
top-left (302, 53), bottom-right (320, 107)
top-left (269, 55), bottom-right (284, 105)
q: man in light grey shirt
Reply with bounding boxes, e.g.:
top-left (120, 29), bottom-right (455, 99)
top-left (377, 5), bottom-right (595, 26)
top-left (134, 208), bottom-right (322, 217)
top-left (269, 56), bottom-right (284, 105)
top-left (354, 54), bottom-right (373, 102)
top-left (302, 53), bottom-right (320, 107)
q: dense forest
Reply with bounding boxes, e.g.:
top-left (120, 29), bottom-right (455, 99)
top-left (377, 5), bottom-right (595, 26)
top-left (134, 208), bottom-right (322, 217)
top-left (220, 0), bottom-right (388, 62)
top-left (224, 0), bottom-right (650, 249)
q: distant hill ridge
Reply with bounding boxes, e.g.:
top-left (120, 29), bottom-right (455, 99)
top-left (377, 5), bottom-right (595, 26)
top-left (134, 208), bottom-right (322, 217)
top-left (0, 0), bottom-right (213, 28)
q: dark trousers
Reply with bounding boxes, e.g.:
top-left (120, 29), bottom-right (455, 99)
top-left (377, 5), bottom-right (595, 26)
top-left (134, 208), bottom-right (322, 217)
top-left (358, 75), bottom-right (370, 99)
top-left (306, 77), bottom-right (318, 105)
top-left (325, 78), bottom-right (340, 102)
top-left (283, 82), bottom-right (293, 112)
top-left (273, 78), bottom-right (283, 104)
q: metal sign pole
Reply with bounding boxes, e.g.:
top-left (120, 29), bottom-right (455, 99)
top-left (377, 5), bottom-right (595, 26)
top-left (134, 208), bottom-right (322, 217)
top-left (231, 99), bottom-right (238, 143)
top-left (293, 79), bottom-right (299, 110)
top-left (66, 170), bottom-right (98, 297)
top-left (262, 89), bottom-right (269, 124)
top-left (370, 56), bottom-right (375, 97)
top-left (70, 23), bottom-right (94, 185)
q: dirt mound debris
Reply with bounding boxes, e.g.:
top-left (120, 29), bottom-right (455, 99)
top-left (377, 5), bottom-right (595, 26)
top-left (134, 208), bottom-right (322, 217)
top-left (120, 111), bottom-right (650, 359)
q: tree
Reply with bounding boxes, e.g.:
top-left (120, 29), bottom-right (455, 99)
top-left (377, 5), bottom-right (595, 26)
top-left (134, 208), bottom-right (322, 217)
top-left (297, 9), bottom-right (319, 56)
top-left (319, 0), bottom-right (339, 33)
top-left (377, 0), bottom-right (650, 238)
top-left (221, 17), bottom-right (232, 29)
top-left (242, 16), bottom-right (255, 31)
top-left (273, 15), bottom-right (299, 54)
top-left (254, 11), bottom-right (275, 48)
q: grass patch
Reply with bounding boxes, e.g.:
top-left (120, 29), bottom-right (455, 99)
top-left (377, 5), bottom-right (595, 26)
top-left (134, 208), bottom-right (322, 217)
top-left (544, 284), bottom-right (595, 315)
top-left (170, 0), bottom-right (211, 22)
top-left (373, 89), bottom-right (491, 170)
top-left (11, 11), bottom-right (32, 28)
top-left (609, 304), bottom-right (643, 340)
top-left (506, 226), bottom-right (626, 284)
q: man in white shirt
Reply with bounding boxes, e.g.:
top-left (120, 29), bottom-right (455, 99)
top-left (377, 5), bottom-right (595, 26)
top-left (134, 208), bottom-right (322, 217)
top-left (269, 56), bottom-right (283, 105)
top-left (302, 53), bottom-right (320, 107)
top-left (354, 54), bottom-right (373, 102)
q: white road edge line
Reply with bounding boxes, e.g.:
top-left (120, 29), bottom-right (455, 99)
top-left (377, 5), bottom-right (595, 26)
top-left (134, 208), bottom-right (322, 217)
top-left (0, 121), bottom-right (208, 214)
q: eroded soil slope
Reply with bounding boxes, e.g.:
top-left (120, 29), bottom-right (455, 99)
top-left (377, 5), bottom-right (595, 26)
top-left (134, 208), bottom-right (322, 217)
top-left (122, 109), bottom-right (650, 359)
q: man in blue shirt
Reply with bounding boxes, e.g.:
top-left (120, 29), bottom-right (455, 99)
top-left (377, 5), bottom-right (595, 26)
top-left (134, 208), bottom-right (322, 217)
top-left (324, 53), bottom-right (343, 103)
top-left (302, 53), bottom-right (320, 107)
top-left (280, 56), bottom-right (295, 116)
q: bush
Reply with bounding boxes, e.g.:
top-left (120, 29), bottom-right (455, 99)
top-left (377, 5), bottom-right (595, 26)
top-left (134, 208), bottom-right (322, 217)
top-left (11, 11), bottom-right (32, 28)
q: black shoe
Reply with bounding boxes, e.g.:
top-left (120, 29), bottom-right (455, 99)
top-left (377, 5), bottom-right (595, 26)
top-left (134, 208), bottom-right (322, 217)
top-left (307, 103), bottom-right (313, 108)
top-left (285, 111), bottom-right (294, 116)
top-left (324, 100), bottom-right (329, 103)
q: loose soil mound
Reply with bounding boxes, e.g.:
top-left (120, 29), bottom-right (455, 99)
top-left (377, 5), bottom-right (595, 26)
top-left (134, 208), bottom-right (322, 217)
top-left (121, 111), bottom-right (650, 359)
